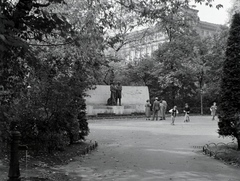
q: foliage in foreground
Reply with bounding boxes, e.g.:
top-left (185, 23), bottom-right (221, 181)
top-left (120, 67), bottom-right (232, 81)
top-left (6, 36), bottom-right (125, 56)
top-left (0, 0), bottom-right (226, 154)
top-left (0, 0), bottom-right (103, 154)
top-left (218, 13), bottom-right (240, 150)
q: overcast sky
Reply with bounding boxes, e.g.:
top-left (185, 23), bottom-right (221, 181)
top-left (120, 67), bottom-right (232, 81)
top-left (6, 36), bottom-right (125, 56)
top-left (193, 0), bottom-right (232, 25)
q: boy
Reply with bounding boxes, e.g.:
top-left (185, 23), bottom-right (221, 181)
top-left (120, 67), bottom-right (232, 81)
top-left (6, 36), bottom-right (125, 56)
top-left (210, 102), bottom-right (217, 120)
top-left (183, 103), bottom-right (190, 122)
top-left (169, 106), bottom-right (179, 125)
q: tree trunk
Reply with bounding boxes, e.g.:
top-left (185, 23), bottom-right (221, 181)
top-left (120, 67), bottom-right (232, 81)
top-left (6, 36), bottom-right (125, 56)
top-left (237, 136), bottom-right (240, 151)
top-left (237, 114), bottom-right (240, 151)
top-left (69, 131), bottom-right (74, 145)
top-left (171, 84), bottom-right (175, 106)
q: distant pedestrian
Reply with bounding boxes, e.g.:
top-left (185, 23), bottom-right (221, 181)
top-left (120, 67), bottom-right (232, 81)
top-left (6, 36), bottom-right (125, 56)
top-left (210, 102), bottom-right (217, 120)
top-left (145, 100), bottom-right (151, 120)
top-left (169, 106), bottom-right (179, 125)
top-left (183, 103), bottom-right (190, 122)
top-left (161, 99), bottom-right (167, 120)
top-left (152, 97), bottom-right (160, 121)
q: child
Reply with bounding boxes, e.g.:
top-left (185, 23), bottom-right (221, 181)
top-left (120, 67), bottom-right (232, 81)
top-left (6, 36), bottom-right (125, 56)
top-left (145, 100), bottom-right (151, 120)
top-left (169, 106), bottom-right (179, 125)
top-left (183, 103), bottom-right (190, 122)
top-left (210, 102), bottom-right (217, 120)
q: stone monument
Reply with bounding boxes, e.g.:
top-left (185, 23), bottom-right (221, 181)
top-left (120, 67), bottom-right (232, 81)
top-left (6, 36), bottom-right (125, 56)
top-left (85, 85), bottom-right (149, 115)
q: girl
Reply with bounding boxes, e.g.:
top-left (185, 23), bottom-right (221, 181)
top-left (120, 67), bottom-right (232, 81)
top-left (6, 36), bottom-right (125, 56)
top-left (169, 106), bottom-right (179, 125)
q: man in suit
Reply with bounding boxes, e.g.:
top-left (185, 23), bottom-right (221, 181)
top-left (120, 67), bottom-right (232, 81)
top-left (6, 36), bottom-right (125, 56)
top-left (152, 97), bottom-right (160, 121)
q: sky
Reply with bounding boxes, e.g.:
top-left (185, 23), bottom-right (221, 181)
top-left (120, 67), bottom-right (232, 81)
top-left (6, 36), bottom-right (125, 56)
top-left (193, 0), bottom-right (233, 25)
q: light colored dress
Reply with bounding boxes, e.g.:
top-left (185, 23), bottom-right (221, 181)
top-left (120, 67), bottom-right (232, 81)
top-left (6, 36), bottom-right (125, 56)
top-left (145, 102), bottom-right (151, 118)
top-left (158, 102), bottom-right (164, 119)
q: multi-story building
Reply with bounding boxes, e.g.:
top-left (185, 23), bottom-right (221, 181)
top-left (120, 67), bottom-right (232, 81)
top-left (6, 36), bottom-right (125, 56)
top-left (106, 8), bottom-right (222, 64)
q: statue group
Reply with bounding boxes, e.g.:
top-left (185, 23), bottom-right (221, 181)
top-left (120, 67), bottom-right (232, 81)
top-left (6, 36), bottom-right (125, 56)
top-left (107, 82), bottom-right (122, 106)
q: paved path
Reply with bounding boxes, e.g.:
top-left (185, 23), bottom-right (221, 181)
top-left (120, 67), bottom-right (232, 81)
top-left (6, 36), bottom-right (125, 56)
top-left (56, 116), bottom-right (240, 181)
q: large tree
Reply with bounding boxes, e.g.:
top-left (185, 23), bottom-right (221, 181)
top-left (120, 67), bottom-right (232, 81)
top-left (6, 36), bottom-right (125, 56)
top-left (0, 0), bottom-right (73, 102)
top-left (218, 13), bottom-right (240, 150)
top-left (204, 26), bottom-right (229, 104)
top-left (153, 34), bottom-right (198, 106)
top-left (0, 0), bottom-right (107, 152)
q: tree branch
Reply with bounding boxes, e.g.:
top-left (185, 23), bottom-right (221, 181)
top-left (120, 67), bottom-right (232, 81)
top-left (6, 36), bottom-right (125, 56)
top-left (28, 38), bottom-right (77, 47)
top-left (33, 2), bottom-right (50, 8)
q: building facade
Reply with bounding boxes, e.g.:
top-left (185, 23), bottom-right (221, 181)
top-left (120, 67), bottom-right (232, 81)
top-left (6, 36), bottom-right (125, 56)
top-left (107, 8), bottom-right (222, 64)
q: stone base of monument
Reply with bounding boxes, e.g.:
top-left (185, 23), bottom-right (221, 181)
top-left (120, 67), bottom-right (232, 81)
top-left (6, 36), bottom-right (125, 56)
top-left (86, 105), bottom-right (145, 116)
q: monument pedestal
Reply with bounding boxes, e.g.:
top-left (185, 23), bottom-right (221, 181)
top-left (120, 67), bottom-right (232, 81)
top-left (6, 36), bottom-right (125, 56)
top-left (86, 105), bottom-right (145, 116)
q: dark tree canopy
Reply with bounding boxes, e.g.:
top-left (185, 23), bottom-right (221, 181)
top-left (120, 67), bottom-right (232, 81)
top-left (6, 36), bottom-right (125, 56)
top-left (218, 13), bottom-right (240, 150)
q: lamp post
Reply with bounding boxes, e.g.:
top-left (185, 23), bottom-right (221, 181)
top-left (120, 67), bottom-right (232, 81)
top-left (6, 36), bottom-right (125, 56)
top-left (200, 89), bottom-right (203, 115)
top-left (8, 130), bottom-right (21, 181)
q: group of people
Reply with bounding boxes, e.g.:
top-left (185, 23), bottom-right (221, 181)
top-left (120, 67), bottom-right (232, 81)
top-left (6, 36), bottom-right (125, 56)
top-left (145, 97), bottom-right (167, 121)
top-left (108, 82), bottom-right (122, 106)
top-left (145, 98), bottom-right (218, 125)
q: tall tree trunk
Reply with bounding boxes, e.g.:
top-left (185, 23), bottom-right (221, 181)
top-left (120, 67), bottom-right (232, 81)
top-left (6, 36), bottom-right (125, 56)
top-left (237, 136), bottom-right (240, 151)
top-left (172, 84), bottom-right (175, 106)
top-left (237, 114), bottom-right (240, 151)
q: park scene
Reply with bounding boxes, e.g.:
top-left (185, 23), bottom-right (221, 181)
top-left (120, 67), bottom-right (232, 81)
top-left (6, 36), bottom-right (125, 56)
top-left (1, 0), bottom-right (240, 180)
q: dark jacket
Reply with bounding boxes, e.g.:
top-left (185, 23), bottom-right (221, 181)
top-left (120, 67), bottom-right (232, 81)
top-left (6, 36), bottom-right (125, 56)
top-left (152, 100), bottom-right (160, 111)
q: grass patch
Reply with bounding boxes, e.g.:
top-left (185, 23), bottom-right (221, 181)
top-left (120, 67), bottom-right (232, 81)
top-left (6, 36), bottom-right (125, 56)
top-left (0, 140), bottom-right (97, 181)
top-left (204, 142), bottom-right (240, 167)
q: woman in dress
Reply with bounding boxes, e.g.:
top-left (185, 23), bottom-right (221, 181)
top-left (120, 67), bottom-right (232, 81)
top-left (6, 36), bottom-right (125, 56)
top-left (145, 100), bottom-right (151, 120)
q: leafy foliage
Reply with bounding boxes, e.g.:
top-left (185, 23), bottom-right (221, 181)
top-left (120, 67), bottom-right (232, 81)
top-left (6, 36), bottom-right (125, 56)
top-left (156, 36), bottom-right (196, 105)
top-left (0, 0), bottom-right (225, 155)
top-left (122, 57), bottom-right (156, 86)
top-left (204, 26), bottom-right (229, 103)
top-left (218, 13), bottom-right (240, 150)
top-left (115, 23), bottom-right (227, 112)
top-left (0, 0), bottom-right (105, 153)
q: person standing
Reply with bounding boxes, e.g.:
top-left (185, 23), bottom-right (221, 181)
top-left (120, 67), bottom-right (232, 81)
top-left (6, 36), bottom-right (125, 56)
top-left (116, 82), bottom-right (122, 106)
top-left (110, 82), bottom-right (117, 105)
top-left (145, 100), bottom-right (151, 120)
top-left (183, 103), bottom-right (190, 122)
top-left (159, 100), bottom-right (164, 120)
top-left (210, 102), bottom-right (217, 120)
top-left (169, 106), bottom-right (179, 125)
top-left (152, 97), bottom-right (160, 121)
top-left (162, 99), bottom-right (167, 120)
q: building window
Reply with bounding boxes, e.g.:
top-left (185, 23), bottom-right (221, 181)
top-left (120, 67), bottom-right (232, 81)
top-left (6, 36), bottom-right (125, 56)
top-left (136, 50), bottom-right (140, 58)
top-left (147, 45), bottom-right (151, 55)
top-left (130, 50), bottom-right (135, 60)
top-left (153, 45), bottom-right (158, 51)
top-left (141, 46), bottom-right (146, 55)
